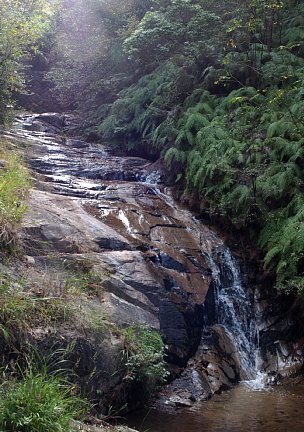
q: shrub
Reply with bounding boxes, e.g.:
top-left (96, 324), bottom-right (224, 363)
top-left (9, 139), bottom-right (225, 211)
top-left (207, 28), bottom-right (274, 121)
top-left (122, 325), bottom-right (168, 395)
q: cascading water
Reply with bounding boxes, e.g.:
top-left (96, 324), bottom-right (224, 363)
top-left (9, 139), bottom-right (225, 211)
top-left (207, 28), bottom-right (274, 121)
top-left (206, 248), bottom-right (258, 379)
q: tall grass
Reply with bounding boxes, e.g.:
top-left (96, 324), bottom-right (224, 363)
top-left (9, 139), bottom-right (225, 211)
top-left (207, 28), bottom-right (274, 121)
top-left (0, 274), bottom-right (72, 351)
top-left (0, 363), bottom-right (86, 432)
top-left (0, 141), bottom-right (31, 251)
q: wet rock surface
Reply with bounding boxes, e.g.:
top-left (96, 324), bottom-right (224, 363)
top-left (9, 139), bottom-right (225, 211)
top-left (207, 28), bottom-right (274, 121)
top-left (2, 113), bottom-right (224, 410)
top-left (13, 113), bottom-right (222, 368)
top-left (255, 286), bottom-right (304, 376)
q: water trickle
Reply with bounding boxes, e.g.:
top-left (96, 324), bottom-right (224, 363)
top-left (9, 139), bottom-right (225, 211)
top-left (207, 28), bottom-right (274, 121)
top-left (142, 185), bottom-right (176, 212)
top-left (118, 209), bottom-right (132, 234)
top-left (206, 248), bottom-right (258, 378)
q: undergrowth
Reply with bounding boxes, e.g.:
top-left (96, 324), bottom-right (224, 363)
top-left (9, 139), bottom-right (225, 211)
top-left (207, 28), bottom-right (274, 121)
top-left (0, 268), bottom-right (114, 351)
top-left (0, 274), bottom-right (72, 352)
top-left (122, 325), bottom-right (169, 397)
top-left (0, 358), bottom-right (87, 432)
top-left (0, 141), bottom-right (31, 252)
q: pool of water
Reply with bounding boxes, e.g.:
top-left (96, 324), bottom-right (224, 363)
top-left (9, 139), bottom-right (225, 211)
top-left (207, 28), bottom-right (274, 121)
top-left (127, 382), bottom-right (304, 432)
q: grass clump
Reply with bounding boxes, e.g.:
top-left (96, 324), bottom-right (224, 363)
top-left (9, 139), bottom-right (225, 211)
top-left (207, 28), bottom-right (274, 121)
top-left (0, 365), bottom-right (86, 432)
top-left (63, 271), bottom-right (105, 298)
top-left (0, 274), bottom-right (72, 350)
top-left (0, 142), bottom-right (31, 251)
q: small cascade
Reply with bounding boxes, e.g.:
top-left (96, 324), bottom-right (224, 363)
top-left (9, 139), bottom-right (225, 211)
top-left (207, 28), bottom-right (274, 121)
top-left (142, 170), bottom-right (162, 185)
top-left (141, 170), bottom-right (176, 208)
top-left (206, 248), bottom-right (258, 378)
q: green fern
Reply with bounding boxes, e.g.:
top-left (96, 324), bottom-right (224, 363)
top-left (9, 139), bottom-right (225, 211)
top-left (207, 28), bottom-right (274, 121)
top-left (267, 120), bottom-right (294, 138)
top-left (164, 147), bottom-right (186, 165)
top-left (263, 245), bottom-right (281, 268)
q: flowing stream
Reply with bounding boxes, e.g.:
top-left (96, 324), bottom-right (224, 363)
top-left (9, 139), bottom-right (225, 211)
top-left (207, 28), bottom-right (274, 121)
top-left (6, 113), bottom-right (304, 432)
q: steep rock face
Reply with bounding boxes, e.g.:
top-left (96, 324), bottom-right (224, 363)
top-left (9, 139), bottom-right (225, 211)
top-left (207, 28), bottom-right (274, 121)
top-left (256, 286), bottom-right (304, 375)
top-left (2, 113), bottom-right (220, 410)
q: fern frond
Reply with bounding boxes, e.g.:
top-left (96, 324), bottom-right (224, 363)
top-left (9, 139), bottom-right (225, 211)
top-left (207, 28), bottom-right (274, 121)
top-left (264, 246), bottom-right (281, 269)
top-left (164, 147), bottom-right (186, 165)
top-left (267, 120), bottom-right (294, 138)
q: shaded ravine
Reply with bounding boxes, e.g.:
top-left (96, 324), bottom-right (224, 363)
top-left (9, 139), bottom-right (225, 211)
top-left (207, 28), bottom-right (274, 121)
top-left (4, 113), bottom-right (304, 411)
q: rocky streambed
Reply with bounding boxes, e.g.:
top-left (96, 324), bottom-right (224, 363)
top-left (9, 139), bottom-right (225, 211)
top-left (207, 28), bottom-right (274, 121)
top-left (1, 113), bottom-right (304, 414)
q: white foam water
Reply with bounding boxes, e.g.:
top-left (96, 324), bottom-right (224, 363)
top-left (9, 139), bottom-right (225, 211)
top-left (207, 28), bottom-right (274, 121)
top-left (143, 170), bottom-right (161, 185)
top-left (206, 248), bottom-right (258, 374)
top-left (243, 371), bottom-right (270, 391)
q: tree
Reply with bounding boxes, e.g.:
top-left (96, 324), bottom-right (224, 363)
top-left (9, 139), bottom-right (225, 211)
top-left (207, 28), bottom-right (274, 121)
top-left (48, 0), bottom-right (152, 109)
top-left (124, 0), bottom-right (223, 70)
top-left (0, 0), bottom-right (57, 123)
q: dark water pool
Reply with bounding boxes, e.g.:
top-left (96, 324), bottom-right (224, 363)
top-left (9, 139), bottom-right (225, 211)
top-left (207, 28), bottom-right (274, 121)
top-left (126, 382), bottom-right (304, 432)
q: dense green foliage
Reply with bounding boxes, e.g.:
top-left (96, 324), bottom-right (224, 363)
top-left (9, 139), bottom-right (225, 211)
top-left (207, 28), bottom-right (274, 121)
top-left (178, 81), bottom-right (304, 292)
top-left (0, 0), bottom-right (57, 123)
top-left (122, 325), bottom-right (168, 395)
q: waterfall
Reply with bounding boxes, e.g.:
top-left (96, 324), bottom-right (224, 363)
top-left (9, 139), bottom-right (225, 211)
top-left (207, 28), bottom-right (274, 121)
top-left (206, 248), bottom-right (258, 378)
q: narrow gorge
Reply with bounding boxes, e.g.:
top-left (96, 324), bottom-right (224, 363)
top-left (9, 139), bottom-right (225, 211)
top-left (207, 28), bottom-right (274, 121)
top-left (2, 113), bottom-right (304, 429)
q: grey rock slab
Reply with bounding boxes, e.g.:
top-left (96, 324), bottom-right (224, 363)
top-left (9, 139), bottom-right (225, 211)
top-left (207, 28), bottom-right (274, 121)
top-left (21, 190), bottom-right (132, 254)
top-left (103, 292), bottom-right (159, 329)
